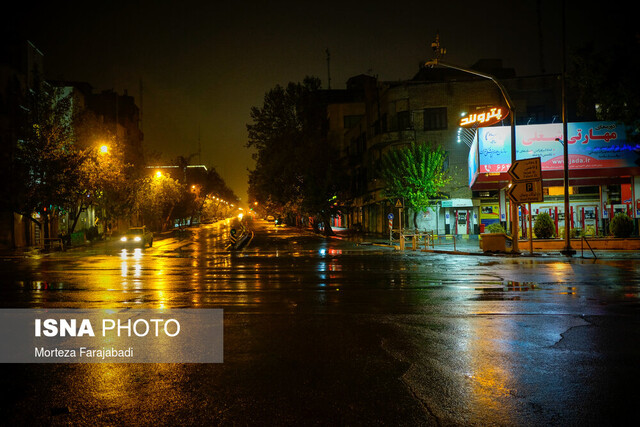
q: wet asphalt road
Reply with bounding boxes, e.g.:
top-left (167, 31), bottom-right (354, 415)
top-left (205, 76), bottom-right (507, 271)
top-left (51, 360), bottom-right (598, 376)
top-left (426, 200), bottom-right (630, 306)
top-left (1, 218), bottom-right (639, 426)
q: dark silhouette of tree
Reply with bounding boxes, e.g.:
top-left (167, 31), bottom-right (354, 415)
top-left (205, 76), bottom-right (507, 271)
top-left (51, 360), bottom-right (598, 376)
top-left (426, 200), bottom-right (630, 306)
top-left (569, 35), bottom-right (640, 141)
top-left (13, 76), bottom-right (83, 238)
top-left (247, 76), bottom-right (343, 235)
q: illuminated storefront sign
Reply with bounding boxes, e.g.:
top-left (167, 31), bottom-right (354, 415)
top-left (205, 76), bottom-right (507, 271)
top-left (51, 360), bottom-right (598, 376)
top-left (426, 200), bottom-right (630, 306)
top-left (460, 107), bottom-right (507, 128)
top-left (475, 121), bottom-right (639, 174)
top-left (468, 135), bottom-right (479, 186)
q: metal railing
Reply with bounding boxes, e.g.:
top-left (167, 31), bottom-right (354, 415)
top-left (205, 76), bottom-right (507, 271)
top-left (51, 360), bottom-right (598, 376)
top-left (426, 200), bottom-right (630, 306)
top-left (426, 233), bottom-right (457, 252)
top-left (581, 236), bottom-right (597, 259)
top-left (394, 230), bottom-right (459, 252)
top-left (43, 238), bottom-right (65, 251)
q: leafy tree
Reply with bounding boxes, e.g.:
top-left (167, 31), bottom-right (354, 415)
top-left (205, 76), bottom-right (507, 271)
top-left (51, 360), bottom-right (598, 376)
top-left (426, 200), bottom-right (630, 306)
top-left (68, 110), bottom-right (132, 234)
top-left (12, 78), bottom-right (83, 238)
top-left (247, 76), bottom-right (342, 235)
top-left (378, 142), bottom-right (451, 228)
top-left (134, 174), bottom-right (184, 231)
top-left (195, 167), bottom-right (238, 222)
top-left (168, 156), bottom-right (239, 225)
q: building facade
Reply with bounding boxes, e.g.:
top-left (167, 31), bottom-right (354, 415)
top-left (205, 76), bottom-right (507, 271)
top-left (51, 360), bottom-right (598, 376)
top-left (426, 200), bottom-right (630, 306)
top-left (469, 121), bottom-right (640, 238)
top-left (0, 40), bottom-right (45, 249)
top-left (0, 39), bottom-right (145, 249)
top-left (332, 60), bottom-right (563, 236)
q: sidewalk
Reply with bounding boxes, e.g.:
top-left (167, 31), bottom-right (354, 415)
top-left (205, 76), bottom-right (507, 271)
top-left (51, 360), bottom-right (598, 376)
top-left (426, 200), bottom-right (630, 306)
top-left (324, 227), bottom-right (640, 260)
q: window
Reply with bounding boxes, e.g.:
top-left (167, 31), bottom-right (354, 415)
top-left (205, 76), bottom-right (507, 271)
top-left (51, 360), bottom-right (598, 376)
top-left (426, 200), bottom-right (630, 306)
top-left (424, 107), bottom-right (447, 131)
top-left (343, 115), bottom-right (363, 129)
top-left (525, 106), bottom-right (545, 125)
top-left (397, 111), bottom-right (411, 130)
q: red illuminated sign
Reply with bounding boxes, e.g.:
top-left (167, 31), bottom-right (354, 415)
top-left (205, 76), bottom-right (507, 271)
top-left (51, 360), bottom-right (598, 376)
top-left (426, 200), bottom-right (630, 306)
top-left (459, 107), bottom-right (508, 128)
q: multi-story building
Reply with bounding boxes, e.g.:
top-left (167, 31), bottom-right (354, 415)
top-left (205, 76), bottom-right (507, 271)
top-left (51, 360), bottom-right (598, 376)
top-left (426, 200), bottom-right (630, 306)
top-left (46, 83), bottom-right (145, 239)
top-left (0, 39), bottom-right (45, 249)
top-left (87, 89), bottom-right (144, 169)
top-left (333, 60), bottom-right (564, 236)
top-left (331, 60), bottom-right (640, 239)
top-left (0, 38), bottom-right (145, 249)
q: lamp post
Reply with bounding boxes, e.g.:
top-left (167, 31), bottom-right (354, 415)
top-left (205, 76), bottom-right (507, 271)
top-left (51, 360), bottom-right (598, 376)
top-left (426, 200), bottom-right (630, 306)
top-left (425, 35), bottom-right (519, 253)
top-left (559, 0), bottom-right (575, 256)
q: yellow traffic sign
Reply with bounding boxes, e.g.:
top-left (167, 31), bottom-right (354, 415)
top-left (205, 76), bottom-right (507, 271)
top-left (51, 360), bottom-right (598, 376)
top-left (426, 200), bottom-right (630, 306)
top-left (508, 181), bottom-right (543, 203)
top-left (508, 157), bottom-right (541, 182)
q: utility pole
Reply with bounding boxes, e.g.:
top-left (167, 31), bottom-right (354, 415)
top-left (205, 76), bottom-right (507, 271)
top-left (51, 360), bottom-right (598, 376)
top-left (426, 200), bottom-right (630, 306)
top-left (560, 0), bottom-right (575, 256)
top-left (326, 48), bottom-right (331, 90)
top-left (426, 34), bottom-right (520, 253)
top-left (139, 78), bottom-right (143, 134)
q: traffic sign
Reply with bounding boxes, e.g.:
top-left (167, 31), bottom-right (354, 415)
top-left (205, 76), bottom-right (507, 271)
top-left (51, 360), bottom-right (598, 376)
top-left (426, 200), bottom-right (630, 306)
top-left (508, 181), bottom-right (543, 203)
top-left (395, 199), bottom-right (403, 208)
top-left (508, 157), bottom-right (541, 182)
top-left (387, 213), bottom-right (394, 220)
top-left (388, 219), bottom-right (393, 229)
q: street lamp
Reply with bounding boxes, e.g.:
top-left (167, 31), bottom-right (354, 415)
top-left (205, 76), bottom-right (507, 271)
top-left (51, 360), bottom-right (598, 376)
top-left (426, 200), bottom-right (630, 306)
top-left (99, 144), bottom-right (109, 154)
top-left (559, 0), bottom-right (575, 256)
top-left (425, 34), bottom-right (520, 253)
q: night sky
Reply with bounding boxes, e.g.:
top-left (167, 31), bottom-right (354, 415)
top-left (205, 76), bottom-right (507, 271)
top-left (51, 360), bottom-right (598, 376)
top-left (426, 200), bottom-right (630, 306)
top-left (6, 1), bottom-right (633, 205)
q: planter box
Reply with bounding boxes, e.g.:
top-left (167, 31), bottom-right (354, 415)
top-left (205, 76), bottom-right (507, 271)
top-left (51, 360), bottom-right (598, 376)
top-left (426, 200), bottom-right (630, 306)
top-left (480, 233), bottom-right (513, 253)
top-left (519, 237), bottom-right (640, 251)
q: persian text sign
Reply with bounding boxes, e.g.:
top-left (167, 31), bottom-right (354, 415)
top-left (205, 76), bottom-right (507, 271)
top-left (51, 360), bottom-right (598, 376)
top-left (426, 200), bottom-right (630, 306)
top-left (477, 121), bottom-right (639, 174)
top-left (0, 309), bottom-right (224, 363)
top-left (460, 107), bottom-right (507, 128)
top-left (508, 181), bottom-right (544, 203)
top-left (508, 157), bottom-right (541, 181)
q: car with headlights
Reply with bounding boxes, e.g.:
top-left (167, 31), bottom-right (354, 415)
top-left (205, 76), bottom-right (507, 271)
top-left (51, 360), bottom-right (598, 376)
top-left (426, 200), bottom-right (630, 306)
top-left (120, 226), bottom-right (153, 248)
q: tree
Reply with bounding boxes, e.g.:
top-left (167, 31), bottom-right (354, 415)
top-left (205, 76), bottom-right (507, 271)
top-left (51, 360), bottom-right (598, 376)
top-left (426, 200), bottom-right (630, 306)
top-left (569, 36), bottom-right (640, 141)
top-left (134, 174), bottom-right (184, 232)
top-left (168, 156), bottom-right (239, 225)
top-left (12, 77), bottom-right (83, 239)
top-left (196, 167), bottom-right (238, 222)
top-left (67, 110), bottom-right (132, 235)
top-left (378, 142), bottom-right (451, 228)
top-left (246, 76), bottom-right (343, 235)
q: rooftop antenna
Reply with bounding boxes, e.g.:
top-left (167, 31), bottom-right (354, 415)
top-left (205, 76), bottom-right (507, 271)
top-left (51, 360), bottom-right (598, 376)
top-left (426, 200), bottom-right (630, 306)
top-left (430, 31), bottom-right (447, 63)
top-left (326, 48), bottom-right (331, 89)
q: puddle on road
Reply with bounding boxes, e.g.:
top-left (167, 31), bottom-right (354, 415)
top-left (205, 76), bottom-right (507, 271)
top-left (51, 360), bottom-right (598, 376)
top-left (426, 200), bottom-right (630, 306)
top-left (471, 281), bottom-right (540, 301)
top-left (15, 280), bottom-right (66, 291)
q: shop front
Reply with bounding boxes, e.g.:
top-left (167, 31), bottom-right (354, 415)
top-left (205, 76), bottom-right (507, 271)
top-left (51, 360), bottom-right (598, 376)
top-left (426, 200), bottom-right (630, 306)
top-left (468, 121), bottom-right (640, 236)
top-left (441, 199), bottom-right (478, 235)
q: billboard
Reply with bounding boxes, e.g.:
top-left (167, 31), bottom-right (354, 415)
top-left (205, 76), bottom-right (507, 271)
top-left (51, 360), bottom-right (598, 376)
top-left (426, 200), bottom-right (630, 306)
top-left (477, 122), bottom-right (639, 174)
top-left (468, 133), bottom-right (480, 186)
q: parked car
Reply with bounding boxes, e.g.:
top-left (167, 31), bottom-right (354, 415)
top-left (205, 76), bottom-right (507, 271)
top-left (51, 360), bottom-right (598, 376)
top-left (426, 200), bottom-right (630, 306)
top-left (120, 226), bottom-right (153, 248)
top-left (266, 215), bottom-right (275, 222)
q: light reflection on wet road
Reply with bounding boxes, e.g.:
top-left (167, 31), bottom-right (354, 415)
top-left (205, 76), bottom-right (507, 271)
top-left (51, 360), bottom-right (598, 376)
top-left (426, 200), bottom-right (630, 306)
top-left (1, 218), bottom-right (639, 425)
